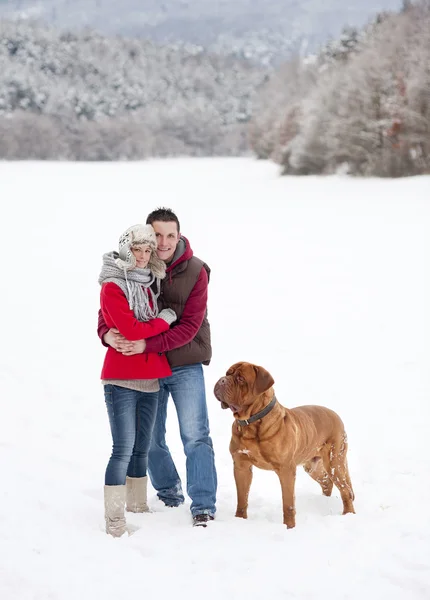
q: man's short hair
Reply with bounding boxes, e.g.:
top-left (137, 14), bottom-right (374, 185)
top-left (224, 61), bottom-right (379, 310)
top-left (146, 207), bottom-right (180, 233)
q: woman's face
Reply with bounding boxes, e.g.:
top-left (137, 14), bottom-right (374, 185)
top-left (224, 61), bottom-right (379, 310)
top-left (131, 244), bottom-right (152, 268)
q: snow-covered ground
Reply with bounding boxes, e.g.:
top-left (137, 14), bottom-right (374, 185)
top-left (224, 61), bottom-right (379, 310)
top-left (0, 158), bottom-right (429, 599)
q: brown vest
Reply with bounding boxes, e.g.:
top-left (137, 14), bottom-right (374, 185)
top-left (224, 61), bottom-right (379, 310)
top-left (159, 256), bottom-right (212, 368)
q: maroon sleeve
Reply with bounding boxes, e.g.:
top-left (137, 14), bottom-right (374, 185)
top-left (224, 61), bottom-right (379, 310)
top-left (98, 308), bottom-right (110, 347)
top-left (145, 267), bottom-right (208, 354)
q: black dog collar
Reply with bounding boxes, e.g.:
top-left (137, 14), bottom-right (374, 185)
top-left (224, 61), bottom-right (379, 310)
top-left (236, 395), bottom-right (277, 426)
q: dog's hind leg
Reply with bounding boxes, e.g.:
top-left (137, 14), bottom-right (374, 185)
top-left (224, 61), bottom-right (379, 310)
top-left (303, 457), bottom-right (333, 497)
top-left (327, 434), bottom-right (355, 515)
top-left (344, 460), bottom-right (354, 502)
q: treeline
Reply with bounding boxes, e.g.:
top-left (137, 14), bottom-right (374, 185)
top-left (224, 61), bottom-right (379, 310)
top-left (249, 1), bottom-right (430, 177)
top-left (0, 19), bottom-right (267, 159)
top-left (2, 3), bottom-right (429, 175)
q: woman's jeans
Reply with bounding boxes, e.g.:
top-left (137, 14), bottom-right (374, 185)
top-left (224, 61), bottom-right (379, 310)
top-left (148, 364), bottom-right (217, 517)
top-left (104, 384), bottom-right (159, 486)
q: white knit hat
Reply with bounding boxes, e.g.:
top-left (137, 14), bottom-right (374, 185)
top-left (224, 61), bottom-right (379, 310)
top-left (115, 224), bottom-right (166, 278)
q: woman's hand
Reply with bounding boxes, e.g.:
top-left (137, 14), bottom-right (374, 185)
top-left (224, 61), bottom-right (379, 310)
top-left (104, 328), bottom-right (134, 353)
top-left (121, 339), bottom-right (147, 356)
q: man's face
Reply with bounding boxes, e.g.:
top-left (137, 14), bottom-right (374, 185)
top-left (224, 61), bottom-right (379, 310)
top-left (151, 220), bottom-right (180, 262)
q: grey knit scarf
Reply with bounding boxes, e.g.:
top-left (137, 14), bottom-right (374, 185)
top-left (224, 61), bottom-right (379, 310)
top-left (99, 252), bottom-right (160, 322)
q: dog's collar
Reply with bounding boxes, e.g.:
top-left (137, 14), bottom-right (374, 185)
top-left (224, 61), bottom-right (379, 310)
top-left (236, 395), bottom-right (277, 426)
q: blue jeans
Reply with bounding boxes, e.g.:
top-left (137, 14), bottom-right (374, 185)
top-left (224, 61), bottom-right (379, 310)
top-left (148, 364), bottom-right (217, 517)
top-left (104, 384), bottom-right (159, 486)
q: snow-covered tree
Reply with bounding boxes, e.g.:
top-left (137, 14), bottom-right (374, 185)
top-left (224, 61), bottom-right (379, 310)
top-left (0, 18), bottom-right (268, 159)
top-left (251, 1), bottom-right (430, 177)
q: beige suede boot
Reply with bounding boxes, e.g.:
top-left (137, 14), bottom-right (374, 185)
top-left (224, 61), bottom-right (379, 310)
top-left (126, 476), bottom-right (150, 513)
top-left (104, 485), bottom-right (127, 537)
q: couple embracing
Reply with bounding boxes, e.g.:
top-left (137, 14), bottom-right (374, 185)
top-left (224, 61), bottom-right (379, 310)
top-left (98, 208), bottom-right (217, 535)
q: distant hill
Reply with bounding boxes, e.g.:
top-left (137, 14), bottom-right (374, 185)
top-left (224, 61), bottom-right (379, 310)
top-left (0, 0), bottom-right (403, 64)
top-left (0, 19), bottom-right (268, 159)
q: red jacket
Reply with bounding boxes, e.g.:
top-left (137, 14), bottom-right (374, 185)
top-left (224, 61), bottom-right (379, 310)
top-left (98, 237), bottom-right (210, 366)
top-left (100, 282), bottom-right (172, 380)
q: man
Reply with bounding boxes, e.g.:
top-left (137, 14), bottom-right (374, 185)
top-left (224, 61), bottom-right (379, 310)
top-left (98, 207), bottom-right (217, 527)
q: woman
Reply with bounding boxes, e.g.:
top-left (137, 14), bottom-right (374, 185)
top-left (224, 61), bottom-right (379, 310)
top-left (99, 224), bottom-right (176, 537)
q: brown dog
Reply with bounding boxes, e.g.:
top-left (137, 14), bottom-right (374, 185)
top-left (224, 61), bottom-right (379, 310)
top-left (214, 362), bottom-right (355, 528)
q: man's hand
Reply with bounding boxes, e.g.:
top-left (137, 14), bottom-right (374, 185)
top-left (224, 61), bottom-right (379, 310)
top-left (122, 339), bottom-right (146, 356)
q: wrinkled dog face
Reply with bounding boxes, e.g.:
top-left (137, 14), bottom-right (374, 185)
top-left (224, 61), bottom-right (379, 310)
top-left (214, 362), bottom-right (275, 415)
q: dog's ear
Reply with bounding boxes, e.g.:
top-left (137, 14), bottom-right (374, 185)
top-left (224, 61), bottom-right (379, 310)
top-left (253, 365), bottom-right (275, 395)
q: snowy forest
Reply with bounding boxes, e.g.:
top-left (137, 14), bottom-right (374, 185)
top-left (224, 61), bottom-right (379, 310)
top-left (0, 0), bottom-right (429, 176)
top-left (0, 19), bottom-right (267, 159)
top-left (251, 0), bottom-right (430, 176)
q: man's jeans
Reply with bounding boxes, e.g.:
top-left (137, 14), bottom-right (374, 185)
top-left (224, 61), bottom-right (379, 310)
top-left (104, 384), bottom-right (159, 485)
top-left (148, 364), bottom-right (217, 517)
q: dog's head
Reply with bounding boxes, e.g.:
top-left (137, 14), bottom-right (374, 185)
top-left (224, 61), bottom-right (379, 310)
top-left (213, 362), bottom-right (275, 416)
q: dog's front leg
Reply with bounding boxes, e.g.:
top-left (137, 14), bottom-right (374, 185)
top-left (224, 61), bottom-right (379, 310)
top-left (277, 465), bottom-right (297, 528)
top-left (233, 455), bottom-right (253, 519)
